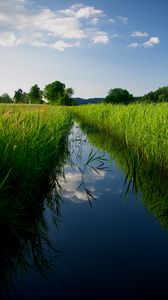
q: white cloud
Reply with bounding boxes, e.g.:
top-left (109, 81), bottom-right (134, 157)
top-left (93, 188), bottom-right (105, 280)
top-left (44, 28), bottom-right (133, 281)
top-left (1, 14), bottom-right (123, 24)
top-left (33, 9), bottom-right (86, 39)
top-left (74, 191), bottom-right (88, 201)
top-left (128, 36), bottom-right (160, 49)
top-left (50, 40), bottom-right (80, 51)
top-left (0, 2), bottom-right (161, 52)
top-left (89, 17), bottom-right (99, 25)
top-left (0, 32), bottom-right (17, 47)
top-left (59, 4), bottom-right (103, 19)
top-left (117, 16), bottom-right (128, 24)
top-left (0, 0), bottom-right (26, 12)
top-left (0, 14), bottom-right (11, 22)
top-left (131, 31), bottom-right (149, 38)
top-left (0, 1), bottom-right (109, 50)
top-left (15, 31), bottom-right (46, 46)
top-left (108, 18), bottom-right (116, 23)
top-left (58, 163), bottom-right (106, 203)
top-left (30, 40), bottom-right (47, 47)
top-left (92, 31), bottom-right (109, 44)
top-left (128, 42), bottom-right (140, 48)
top-left (144, 37), bottom-right (160, 47)
top-left (75, 6), bottom-right (103, 19)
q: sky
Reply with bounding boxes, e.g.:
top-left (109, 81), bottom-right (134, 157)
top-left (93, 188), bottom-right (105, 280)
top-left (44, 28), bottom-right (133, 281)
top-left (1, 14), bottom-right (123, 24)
top-left (0, 0), bottom-right (168, 98)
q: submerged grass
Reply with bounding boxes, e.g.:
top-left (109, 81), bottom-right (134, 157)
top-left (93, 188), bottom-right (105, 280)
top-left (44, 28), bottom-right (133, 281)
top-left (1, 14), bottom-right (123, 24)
top-left (72, 103), bottom-right (168, 172)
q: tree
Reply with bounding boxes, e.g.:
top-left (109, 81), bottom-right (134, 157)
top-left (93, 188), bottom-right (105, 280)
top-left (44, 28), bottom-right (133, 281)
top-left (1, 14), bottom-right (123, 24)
top-left (14, 89), bottom-right (28, 103)
top-left (142, 86), bottom-right (168, 102)
top-left (58, 88), bottom-right (74, 106)
top-left (28, 84), bottom-right (43, 104)
top-left (0, 93), bottom-right (12, 103)
top-left (104, 88), bottom-right (134, 104)
top-left (43, 81), bottom-right (74, 105)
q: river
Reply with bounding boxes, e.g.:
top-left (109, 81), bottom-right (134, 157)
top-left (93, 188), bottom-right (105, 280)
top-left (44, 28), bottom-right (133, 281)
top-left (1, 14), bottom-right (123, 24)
top-left (1, 123), bottom-right (168, 299)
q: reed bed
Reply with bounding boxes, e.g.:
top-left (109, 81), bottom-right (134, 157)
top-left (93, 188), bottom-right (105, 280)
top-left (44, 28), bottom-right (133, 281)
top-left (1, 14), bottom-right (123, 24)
top-left (0, 104), bottom-right (72, 208)
top-left (0, 105), bottom-right (71, 192)
top-left (72, 103), bottom-right (168, 172)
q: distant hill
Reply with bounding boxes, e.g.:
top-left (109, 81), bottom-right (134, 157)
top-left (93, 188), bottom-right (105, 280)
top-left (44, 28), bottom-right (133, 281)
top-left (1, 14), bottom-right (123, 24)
top-left (73, 97), bottom-right (104, 105)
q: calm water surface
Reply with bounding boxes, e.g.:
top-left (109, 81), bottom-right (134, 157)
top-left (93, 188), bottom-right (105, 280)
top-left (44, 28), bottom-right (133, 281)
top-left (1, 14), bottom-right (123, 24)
top-left (1, 123), bottom-right (168, 299)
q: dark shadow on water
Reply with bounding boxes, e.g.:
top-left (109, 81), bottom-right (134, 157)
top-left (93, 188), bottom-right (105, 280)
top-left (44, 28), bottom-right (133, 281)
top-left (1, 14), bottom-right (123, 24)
top-left (0, 138), bottom-right (69, 298)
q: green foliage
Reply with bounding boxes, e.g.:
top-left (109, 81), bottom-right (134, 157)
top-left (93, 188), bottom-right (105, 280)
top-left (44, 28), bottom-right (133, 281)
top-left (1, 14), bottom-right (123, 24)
top-left (104, 88), bottom-right (134, 104)
top-left (43, 81), bottom-right (74, 105)
top-left (0, 93), bottom-right (12, 103)
top-left (14, 89), bottom-right (28, 103)
top-left (66, 87), bottom-right (74, 99)
top-left (43, 81), bottom-right (65, 103)
top-left (141, 86), bottom-right (168, 102)
top-left (28, 84), bottom-right (43, 104)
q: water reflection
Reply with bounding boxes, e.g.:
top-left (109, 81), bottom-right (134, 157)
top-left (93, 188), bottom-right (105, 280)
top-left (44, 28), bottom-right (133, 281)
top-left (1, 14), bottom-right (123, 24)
top-left (0, 142), bottom-right (69, 297)
top-left (75, 121), bottom-right (168, 229)
top-left (58, 124), bottom-right (111, 204)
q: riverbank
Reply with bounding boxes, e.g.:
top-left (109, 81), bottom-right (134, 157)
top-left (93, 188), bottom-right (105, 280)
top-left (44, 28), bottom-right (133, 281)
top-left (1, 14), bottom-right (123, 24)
top-left (72, 103), bottom-right (168, 172)
top-left (0, 104), bottom-right (72, 232)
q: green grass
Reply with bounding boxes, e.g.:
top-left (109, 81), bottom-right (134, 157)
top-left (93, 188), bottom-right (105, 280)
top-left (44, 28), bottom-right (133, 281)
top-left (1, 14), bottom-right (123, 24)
top-left (0, 102), bottom-right (167, 232)
top-left (0, 104), bottom-right (72, 232)
top-left (72, 103), bottom-right (168, 172)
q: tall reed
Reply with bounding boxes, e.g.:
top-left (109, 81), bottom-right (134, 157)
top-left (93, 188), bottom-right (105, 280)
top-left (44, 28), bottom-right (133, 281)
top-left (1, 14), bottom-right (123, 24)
top-left (0, 105), bottom-right (72, 231)
top-left (72, 103), bottom-right (168, 172)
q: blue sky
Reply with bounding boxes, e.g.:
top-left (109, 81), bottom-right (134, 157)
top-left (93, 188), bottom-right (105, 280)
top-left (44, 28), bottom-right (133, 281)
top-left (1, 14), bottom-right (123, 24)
top-left (0, 0), bottom-right (167, 98)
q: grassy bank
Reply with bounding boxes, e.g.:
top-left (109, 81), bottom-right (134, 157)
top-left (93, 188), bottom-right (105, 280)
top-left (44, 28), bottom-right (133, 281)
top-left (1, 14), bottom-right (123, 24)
top-left (72, 103), bottom-right (168, 172)
top-left (79, 122), bottom-right (168, 229)
top-left (0, 105), bottom-right (72, 232)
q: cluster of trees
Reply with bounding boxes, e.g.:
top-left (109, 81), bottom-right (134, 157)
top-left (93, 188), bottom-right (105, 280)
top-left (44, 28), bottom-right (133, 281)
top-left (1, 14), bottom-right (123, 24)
top-left (0, 93), bottom-right (12, 103)
top-left (139, 87), bottom-right (168, 102)
top-left (104, 86), bottom-right (168, 104)
top-left (104, 88), bottom-right (134, 104)
top-left (0, 81), bottom-right (74, 106)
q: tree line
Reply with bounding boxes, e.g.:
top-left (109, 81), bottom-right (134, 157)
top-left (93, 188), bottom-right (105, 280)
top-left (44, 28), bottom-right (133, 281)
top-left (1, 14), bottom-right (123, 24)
top-left (0, 81), bottom-right (168, 105)
top-left (0, 81), bottom-right (74, 105)
top-left (104, 86), bottom-right (168, 104)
